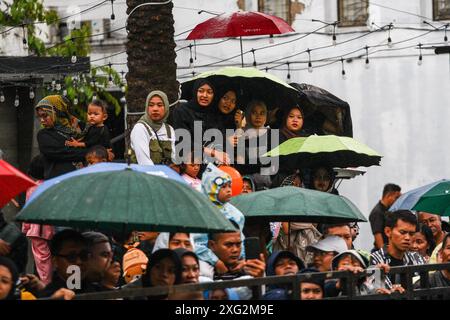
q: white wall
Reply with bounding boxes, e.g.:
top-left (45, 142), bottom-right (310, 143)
top-left (39, 0), bottom-right (450, 250)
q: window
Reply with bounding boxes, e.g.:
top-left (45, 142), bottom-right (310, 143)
top-left (258, 0), bottom-right (291, 24)
top-left (433, 0), bottom-right (450, 21)
top-left (338, 0), bottom-right (369, 27)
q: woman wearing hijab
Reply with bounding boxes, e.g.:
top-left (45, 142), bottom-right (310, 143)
top-left (130, 90), bottom-right (176, 165)
top-left (35, 95), bottom-right (88, 179)
top-left (141, 249), bottom-right (182, 299)
top-left (170, 79), bottom-right (230, 165)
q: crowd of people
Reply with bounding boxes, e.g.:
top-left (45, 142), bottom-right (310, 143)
top-left (1, 80), bottom-right (450, 300)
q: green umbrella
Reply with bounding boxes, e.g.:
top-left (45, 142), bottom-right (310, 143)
top-left (264, 135), bottom-right (382, 168)
top-left (181, 66), bottom-right (298, 109)
top-left (230, 186), bottom-right (367, 223)
top-left (16, 169), bottom-right (237, 234)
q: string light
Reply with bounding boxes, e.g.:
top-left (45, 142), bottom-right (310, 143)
top-left (365, 46), bottom-right (370, 69)
top-left (286, 62), bottom-right (291, 80)
top-left (387, 23), bottom-right (394, 48)
top-left (63, 88), bottom-right (68, 96)
top-left (251, 48), bottom-right (257, 67)
top-left (14, 90), bottom-right (19, 107)
top-left (92, 92), bottom-right (97, 100)
top-left (110, 0), bottom-right (115, 20)
top-left (29, 87), bottom-right (35, 99)
top-left (71, 55), bottom-right (77, 63)
top-left (332, 23), bottom-right (337, 46)
top-left (307, 49), bottom-right (313, 73)
top-left (269, 34), bottom-right (274, 44)
top-left (0, 91), bottom-right (5, 103)
top-left (445, 24), bottom-right (448, 43)
top-left (341, 58), bottom-right (346, 80)
top-left (417, 43), bottom-right (423, 66)
top-left (22, 25), bottom-right (27, 45)
top-left (73, 96), bottom-right (78, 105)
top-left (188, 44), bottom-right (194, 68)
top-left (55, 81), bottom-right (61, 91)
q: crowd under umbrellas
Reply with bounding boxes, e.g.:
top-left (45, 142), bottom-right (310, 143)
top-left (0, 65), bottom-right (450, 301)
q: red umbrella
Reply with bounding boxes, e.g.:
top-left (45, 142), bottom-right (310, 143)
top-left (0, 159), bottom-right (36, 208)
top-left (186, 11), bottom-right (295, 67)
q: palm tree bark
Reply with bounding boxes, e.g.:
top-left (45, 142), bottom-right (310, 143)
top-left (126, 0), bottom-right (178, 147)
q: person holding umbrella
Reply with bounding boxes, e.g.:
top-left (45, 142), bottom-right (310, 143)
top-left (170, 79), bottom-right (230, 165)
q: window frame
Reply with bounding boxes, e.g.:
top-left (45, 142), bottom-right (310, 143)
top-left (337, 0), bottom-right (369, 27)
top-left (258, 0), bottom-right (292, 24)
top-left (433, 0), bottom-right (450, 21)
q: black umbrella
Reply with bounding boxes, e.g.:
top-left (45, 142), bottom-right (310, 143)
top-left (289, 83), bottom-right (353, 137)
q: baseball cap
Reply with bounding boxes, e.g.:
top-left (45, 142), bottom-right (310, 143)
top-left (306, 235), bottom-right (347, 254)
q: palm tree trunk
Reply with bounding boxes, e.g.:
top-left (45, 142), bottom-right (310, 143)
top-left (126, 0), bottom-right (178, 148)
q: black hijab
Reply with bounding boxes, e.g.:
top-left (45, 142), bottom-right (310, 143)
top-left (142, 249), bottom-right (183, 288)
top-left (0, 256), bottom-right (19, 300)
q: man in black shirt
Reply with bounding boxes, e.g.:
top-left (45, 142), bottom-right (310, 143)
top-left (369, 183), bottom-right (401, 251)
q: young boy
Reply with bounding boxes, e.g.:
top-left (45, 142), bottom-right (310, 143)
top-left (85, 145), bottom-right (109, 166)
top-left (194, 163), bottom-right (246, 277)
top-left (65, 99), bottom-right (112, 152)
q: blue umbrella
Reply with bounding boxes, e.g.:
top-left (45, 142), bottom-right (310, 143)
top-left (390, 179), bottom-right (450, 216)
top-left (25, 163), bottom-right (186, 207)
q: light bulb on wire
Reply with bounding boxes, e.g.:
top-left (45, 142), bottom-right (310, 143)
top-left (0, 91), bottom-right (5, 103)
top-left (29, 87), bottom-right (35, 99)
top-left (269, 34), bottom-right (274, 44)
top-left (307, 49), bottom-right (313, 73)
top-left (332, 23), bottom-right (337, 46)
top-left (417, 43), bottom-right (423, 66)
top-left (71, 55), bottom-right (77, 63)
top-left (121, 85), bottom-right (126, 93)
top-left (387, 23), bottom-right (394, 48)
top-left (56, 82), bottom-right (61, 91)
top-left (364, 46), bottom-right (370, 69)
top-left (63, 89), bottom-right (67, 96)
top-left (14, 91), bottom-right (19, 107)
top-left (340, 58), bottom-right (346, 80)
top-left (73, 97), bottom-right (78, 105)
top-left (108, 75), bottom-right (114, 87)
top-left (92, 92), bottom-right (97, 101)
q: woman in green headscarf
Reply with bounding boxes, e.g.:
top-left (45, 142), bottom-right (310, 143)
top-left (35, 95), bottom-right (88, 179)
top-left (130, 90), bottom-right (176, 165)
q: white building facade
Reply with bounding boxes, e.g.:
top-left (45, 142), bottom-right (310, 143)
top-left (38, 0), bottom-right (450, 250)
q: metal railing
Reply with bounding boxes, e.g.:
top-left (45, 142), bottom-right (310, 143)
top-left (71, 262), bottom-right (450, 300)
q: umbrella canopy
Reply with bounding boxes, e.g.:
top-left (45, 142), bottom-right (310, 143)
top-left (17, 169), bottom-right (237, 234)
top-left (289, 83), bottom-right (353, 137)
top-left (230, 186), bottom-right (367, 223)
top-left (390, 179), bottom-right (450, 216)
top-left (186, 11), bottom-right (294, 67)
top-left (0, 159), bottom-right (36, 208)
top-left (186, 11), bottom-right (294, 39)
top-left (25, 162), bottom-right (186, 207)
top-left (265, 135), bottom-right (382, 168)
top-left (181, 66), bottom-right (298, 111)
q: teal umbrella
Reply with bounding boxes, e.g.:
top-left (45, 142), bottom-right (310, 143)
top-left (230, 186), bottom-right (367, 223)
top-left (264, 135), bottom-right (382, 168)
top-left (16, 169), bottom-right (237, 234)
top-left (390, 179), bottom-right (450, 216)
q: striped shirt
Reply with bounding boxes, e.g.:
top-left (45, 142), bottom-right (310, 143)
top-left (370, 246), bottom-right (425, 289)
